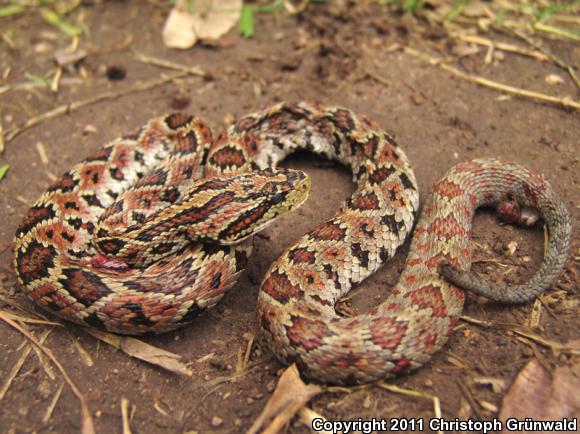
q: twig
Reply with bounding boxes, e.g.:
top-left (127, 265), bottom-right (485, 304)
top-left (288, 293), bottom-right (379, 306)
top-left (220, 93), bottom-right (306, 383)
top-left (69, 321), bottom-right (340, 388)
top-left (0, 309), bottom-right (62, 326)
top-left (73, 338), bottom-right (94, 367)
top-left (405, 47), bottom-right (580, 110)
top-left (452, 33), bottom-right (549, 61)
top-left (366, 69), bottom-right (391, 87)
top-left (460, 315), bottom-right (495, 327)
top-left (4, 71), bottom-right (190, 143)
top-left (376, 382), bottom-right (442, 434)
top-left (457, 380), bottom-right (485, 420)
top-left (0, 312), bottom-right (96, 434)
top-left (0, 78), bottom-right (84, 96)
top-left (511, 328), bottom-right (580, 355)
top-left (534, 22), bottom-right (580, 42)
top-left (461, 314), bottom-right (580, 355)
top-left (506, 28), bottom-right (580, 89)
top-left (43, 382), bottom-right (65, 424)
top-left (89, 34), bottom-right (134, 56)
top-left (236, 332), bottom-right (255, 372)
top-left (30, 341), bottom-right (57, 380)
top-left (132, 50), bottom-right (208, 77)
top-left (203, 360), bottom-right (267, 391)
top-left (121, 397), bottom-right (132, 434)
top-left (0, 327), bottom-right (53, 400)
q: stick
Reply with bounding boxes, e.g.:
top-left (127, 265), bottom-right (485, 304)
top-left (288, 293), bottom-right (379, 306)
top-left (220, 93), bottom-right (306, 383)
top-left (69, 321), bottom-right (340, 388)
top-left (452, 33), bottom-right (549, 61)
top-left (121, 397), bottom-right (132, 434)
top-left (4, 71), bottom-right (190, 143)
top-left (534, 22), bottom-right (580, 42)
top-left (405, 47), bottom-right (580, 110)
top-left (132, 50), bottom-right (208, 77)
top-left (506, 28), bottom-right (580, 89)
top-left (0, 327), bottom-right (53, 400)
top-left (0, 312), bottom-right (96, 434)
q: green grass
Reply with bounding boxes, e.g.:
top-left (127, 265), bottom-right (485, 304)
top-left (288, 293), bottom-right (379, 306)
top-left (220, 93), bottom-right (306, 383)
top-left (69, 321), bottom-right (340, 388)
top-left (0, 164), bottom-right (9, 183)
top-left (377, 0), bottom-right (426, 13)
top-left (0, 1), bottom-right (85, 38)
top-left (535, 0), bottom-right (580, 21)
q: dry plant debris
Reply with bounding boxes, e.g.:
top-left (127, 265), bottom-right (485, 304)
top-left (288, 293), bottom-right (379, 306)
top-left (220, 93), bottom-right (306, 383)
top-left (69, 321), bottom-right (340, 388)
top-left (404, 47), bottom-right (580, 110)
top-left (499, 358), bottom-right (580, 429)
top-left (4, 71), bottom-right (190, 143)
top-left (0, 312), bottom-right (95, 434)
top-left (247, 364), bottom-right (322, 434)
top-left (86, 329), bottom-right (193, 376)
top-left (163, 0), bottom-right (242, 49)
top-left (0, 326), bottom-right (53, 401)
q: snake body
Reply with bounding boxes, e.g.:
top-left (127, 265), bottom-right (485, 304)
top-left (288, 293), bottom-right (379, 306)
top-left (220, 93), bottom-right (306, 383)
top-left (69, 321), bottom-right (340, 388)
top-left (14, 102), bottom-right (571, 384)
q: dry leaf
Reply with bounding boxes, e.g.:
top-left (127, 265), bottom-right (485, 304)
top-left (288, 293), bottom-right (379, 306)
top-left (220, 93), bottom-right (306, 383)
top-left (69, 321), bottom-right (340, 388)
top-left (500, 359), bottom-right (580, 433)
top-left (162, 8), bottom-right (198, 49)
top-left (86, 329), bottom-right (192, 376)
top-left (247, 364), bottom-right (322, 434)
top-left (162, 0), bottom-right (242, 49)
top-left (54, 48), bottom-right (87, 70)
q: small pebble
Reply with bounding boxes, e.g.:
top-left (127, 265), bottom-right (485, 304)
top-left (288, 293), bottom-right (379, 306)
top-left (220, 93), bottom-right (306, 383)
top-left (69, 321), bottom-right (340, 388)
top-left (211, 416), bottom-right (224, 427)
top-left (106, 65), bottom-right (126, 81)
top-left (223, 113), bottom-right (235, 124)
top-left (83, 124), bottom-right (97, 135)
top-left (506, 241), bottom-right (518, 256)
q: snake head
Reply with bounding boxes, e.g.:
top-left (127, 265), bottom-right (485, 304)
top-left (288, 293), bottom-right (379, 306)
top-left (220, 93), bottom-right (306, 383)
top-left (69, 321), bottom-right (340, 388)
top-left (93, 168), bottom-right (311, 267)
top-left (211, 167), bottom-right (311, 244)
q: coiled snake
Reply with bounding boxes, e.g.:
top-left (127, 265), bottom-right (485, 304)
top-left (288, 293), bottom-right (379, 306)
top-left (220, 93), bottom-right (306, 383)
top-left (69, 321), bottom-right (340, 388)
top-left (14, 102), bottom-right (571, 384)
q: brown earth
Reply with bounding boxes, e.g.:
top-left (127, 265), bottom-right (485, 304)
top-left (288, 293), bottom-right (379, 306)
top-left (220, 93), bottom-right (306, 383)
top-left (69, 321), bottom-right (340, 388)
top-left (0, 2), bottom-right (578, 433)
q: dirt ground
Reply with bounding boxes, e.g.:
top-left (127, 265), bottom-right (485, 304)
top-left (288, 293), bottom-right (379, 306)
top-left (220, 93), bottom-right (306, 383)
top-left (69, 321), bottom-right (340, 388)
top-left (0, 1), bottom-right (578, 433)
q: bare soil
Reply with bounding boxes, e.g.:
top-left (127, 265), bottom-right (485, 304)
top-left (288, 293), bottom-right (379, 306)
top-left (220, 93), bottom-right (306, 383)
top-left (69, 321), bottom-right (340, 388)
top-left (0, 2), bottom-right (578, 433)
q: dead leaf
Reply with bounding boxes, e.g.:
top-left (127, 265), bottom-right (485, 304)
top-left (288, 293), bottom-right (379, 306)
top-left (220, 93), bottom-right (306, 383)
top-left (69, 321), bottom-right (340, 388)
top-left (500, 359), bottom-right (580, 432)
top-left (247, 364), bottom-right (322, 434)
top-left (162, 0), bottom-right (242, 49)
top-left (54, 48), bottom-right (87, 70)
top-left (86, 329), bottom-right (192, 376)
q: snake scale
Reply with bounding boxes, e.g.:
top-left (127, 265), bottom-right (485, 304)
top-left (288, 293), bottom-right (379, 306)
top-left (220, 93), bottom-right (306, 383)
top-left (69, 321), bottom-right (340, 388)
top-left (14, 102), bottom-right (571, 384)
